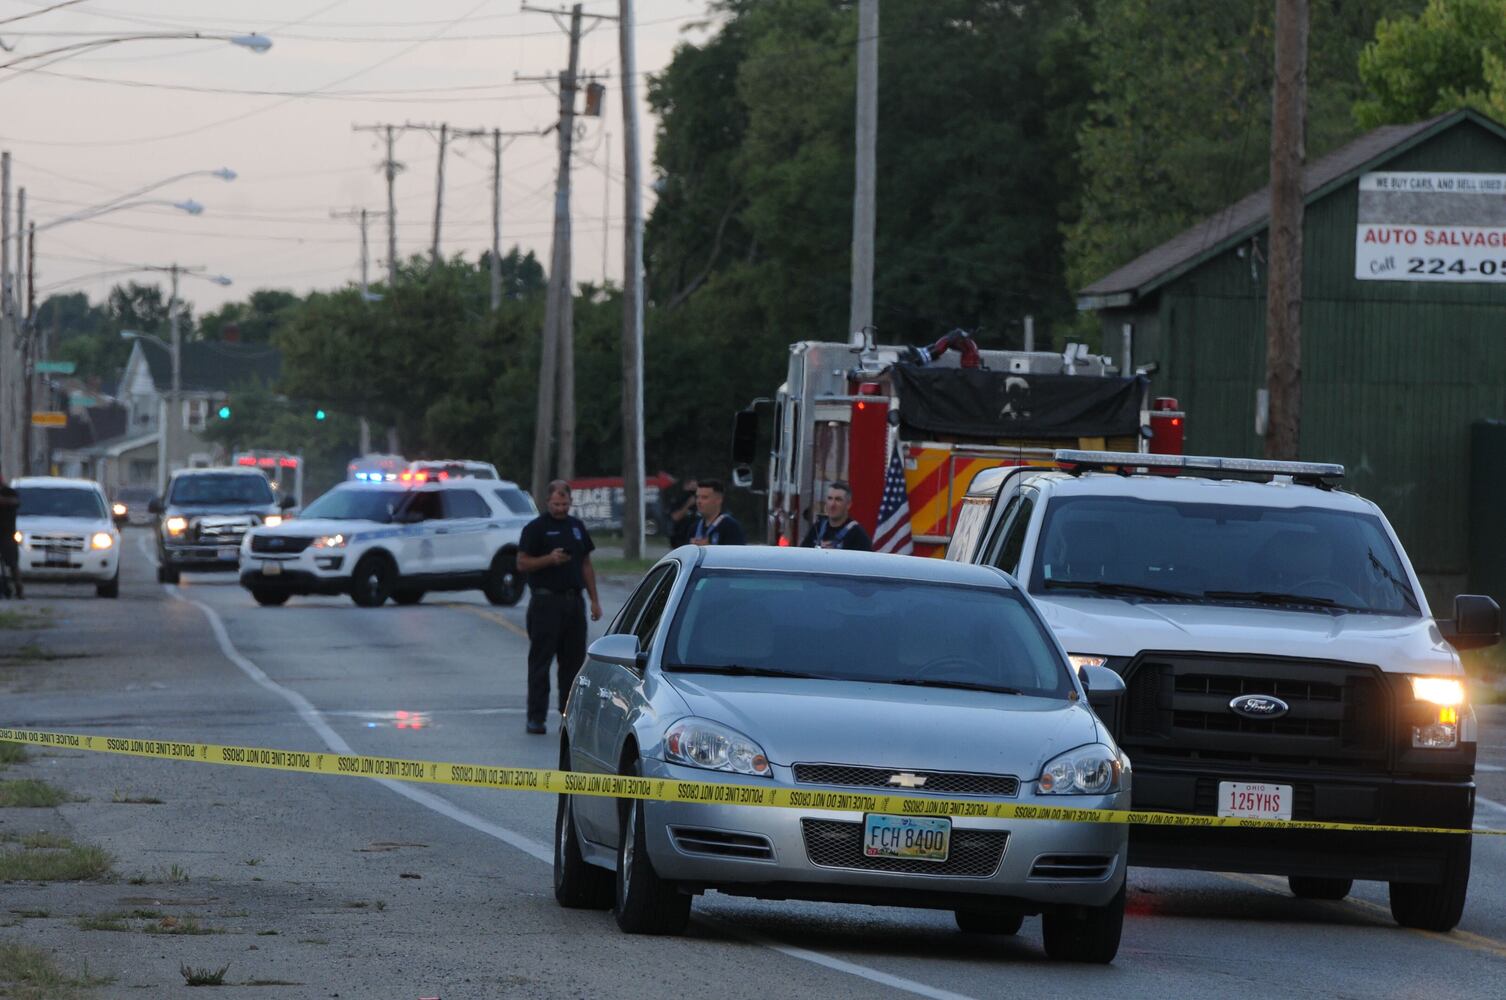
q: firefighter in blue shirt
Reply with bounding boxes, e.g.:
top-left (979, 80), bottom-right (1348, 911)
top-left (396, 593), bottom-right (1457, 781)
top-left (690, 479), bottom-right (745, 545)
top-left (801, 481), bottom-right (872, 551)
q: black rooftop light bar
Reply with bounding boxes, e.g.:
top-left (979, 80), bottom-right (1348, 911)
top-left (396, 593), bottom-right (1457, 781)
top-left (1053, 450), bottom-right (1345, 482)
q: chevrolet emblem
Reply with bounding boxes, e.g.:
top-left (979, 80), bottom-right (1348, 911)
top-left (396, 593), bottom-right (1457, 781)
top-left (887, 772), bottom-right (927, 789)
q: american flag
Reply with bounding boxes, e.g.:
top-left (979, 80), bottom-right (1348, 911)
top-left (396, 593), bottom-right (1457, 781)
top-left (872, 441), bottom-right (914, 555)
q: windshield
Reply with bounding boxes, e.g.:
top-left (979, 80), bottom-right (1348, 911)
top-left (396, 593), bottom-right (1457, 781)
top-left (18, 487), bottom-right (106, 520)
top-left (663, 570), bottom-right (1072, 698)
top-left (169, 474), bottom-right (274, 507)
top-left (1029, 495), bottom-right (1420, 615)
top-left (299, 486), bottom-right (407, 523)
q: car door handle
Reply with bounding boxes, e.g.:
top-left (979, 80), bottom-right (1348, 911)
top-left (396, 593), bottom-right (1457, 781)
top-left (597, 688), bottom-right (611, 700)
top-left (434, 528), bottom-right (449, 534)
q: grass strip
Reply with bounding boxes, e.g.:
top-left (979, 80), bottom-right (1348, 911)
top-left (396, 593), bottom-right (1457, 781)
top-left (0, 842), bottom-right (113, 881)
top-left (0, 941), bottom-right (113, 997)
top-left (0, 779), bottom-right (69, 808)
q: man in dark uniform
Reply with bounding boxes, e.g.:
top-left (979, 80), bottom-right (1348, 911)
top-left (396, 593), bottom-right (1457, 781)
top-left (690, 479), bottom-right (745, 545)
top-left (800, 481), bottom-right (871, 551)
top-left (517, 480), bottom-right (602, 734)
top-left (0, 473), bottom-right (21, 599)
top-left (665, 476), bottom-right (699, 548)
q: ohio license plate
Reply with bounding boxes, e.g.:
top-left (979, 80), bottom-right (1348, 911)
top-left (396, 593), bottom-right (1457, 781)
top-left (862, 814), bottom-right (950, 862)
top-left (1218, 781), bottom-right (1293, 821)
top-left (218, 547), bottom-right (239, 561)
top-left (261, 561), bottom-right (282, 576)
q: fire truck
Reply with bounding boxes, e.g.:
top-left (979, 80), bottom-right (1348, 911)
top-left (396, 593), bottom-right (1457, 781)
top-left (731, 331), bottom-right (1186, 556)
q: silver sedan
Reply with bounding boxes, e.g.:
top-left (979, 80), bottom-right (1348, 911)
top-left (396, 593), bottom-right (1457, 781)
top-left (554, 546), bottom-right (1131, 962)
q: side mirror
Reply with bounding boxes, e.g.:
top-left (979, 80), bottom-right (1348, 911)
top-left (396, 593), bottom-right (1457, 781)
top-left (113, 513), bottom-right (129, 528)
top-left (588, 633), bottom-right (645, 671)
top-left (1078, 663), bottom-right (1125, 695)
top-left (732, 464), bottom-right (754, 489)
top-left (279, 496), bottom-right (296, 510)
top-left (1440, 594), bottom-right (1501, 650)
top-left (731, 408), bottom-right (760, 466)
top-left (1079, 663), bottom-right (1126, 739)
top-left (147, 497), bottom-right (164, 515)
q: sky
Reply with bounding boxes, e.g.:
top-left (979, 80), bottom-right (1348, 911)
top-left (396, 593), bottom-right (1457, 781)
top-left (0, 0), bottom-right (723, 315)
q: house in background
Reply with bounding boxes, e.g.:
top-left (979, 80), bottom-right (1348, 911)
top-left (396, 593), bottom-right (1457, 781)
top-left (50, 338), bottom-right (280, 495)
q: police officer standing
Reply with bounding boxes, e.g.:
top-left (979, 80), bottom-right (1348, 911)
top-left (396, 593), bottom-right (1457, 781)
top-left (690, 479), bottom-right (745, 545)
top-left (0, 474), bottom-right (20, 599)
top-left (800, 481), bottom-right (871, 551)
top-left (517, 480), bottom-right (602, 734)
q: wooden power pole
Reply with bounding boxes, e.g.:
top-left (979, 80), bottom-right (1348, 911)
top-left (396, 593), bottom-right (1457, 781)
top-left (619, 0), bottom-right (646, 558)
top-left (848, 0), bottom-right (878, 340)
top-left (1264, 0), bottom-right (1308, 460)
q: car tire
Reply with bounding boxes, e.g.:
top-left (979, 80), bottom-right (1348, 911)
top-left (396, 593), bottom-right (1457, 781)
top-left (349, 554), bottom-right (395, 608)
top-left (554, 792), bottom-right (613, 909)
top-left (156, 562), bottom-right (179, 585)
top-left (1288, 876), bottom-right (1352, 900)
top-left (250, 588), bottom-right (290, 607)
top-left (392, 590), bottom-right (425, 606)
top-left (1041, 882), bottom-right (1124, 964)
top-left (954, 908), bottom-right (1024, 935)
top-left (1389, 836), bottom-right (1470, 931)
top-left (613, 760), bottom-right (690, 935)
top-left (484, 550), bottom-right (523, 606)
top-left (96, 572), bottom-right (120, 599)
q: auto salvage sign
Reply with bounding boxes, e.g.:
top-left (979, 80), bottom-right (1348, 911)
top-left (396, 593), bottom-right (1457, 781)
top-left (1356, 172), bottom-right (1506, 281)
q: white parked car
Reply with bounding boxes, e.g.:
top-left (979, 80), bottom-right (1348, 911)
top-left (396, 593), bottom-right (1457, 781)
top-left (13, 477), bottom-right (121, 598)
top-left (239, 478), bottom-right (537, 607)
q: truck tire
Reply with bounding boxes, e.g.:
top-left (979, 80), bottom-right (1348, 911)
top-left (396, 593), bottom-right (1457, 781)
top-left (1389, 837), bottom-right (1470, 932)
top-left (250, 588), bottom-right (289, 607)
top-left (1041, 882), bottom-right (1124, 963)
top-left (392, 589), bottom-right (425, 606)
top-left (156, 562), bottom-right (179, 585)
top-left (96, 572), bottom-right (120, 599)
top-left (350, 554), bottom-right (395, 608)
top-left (1288, 876), bottom-right (1352, 900)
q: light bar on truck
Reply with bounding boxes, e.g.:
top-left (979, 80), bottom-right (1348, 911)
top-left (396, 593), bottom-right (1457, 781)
top-left (1053, 450), bottom-right (1344, 479)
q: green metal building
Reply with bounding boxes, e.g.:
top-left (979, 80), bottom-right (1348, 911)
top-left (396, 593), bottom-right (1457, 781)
top-left (1078, 108), bottom-right (1506, 604)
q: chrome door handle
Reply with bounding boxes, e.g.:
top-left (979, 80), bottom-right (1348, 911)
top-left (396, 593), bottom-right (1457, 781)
top-left (597, 688), bottom-right (611, 700)
top-left (434, 528), bottom-right (449, 534)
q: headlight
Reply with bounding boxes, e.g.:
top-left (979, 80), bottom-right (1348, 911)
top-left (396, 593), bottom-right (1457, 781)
top-left (1037, 744), bottom-right (1124, 795)
top-left (90, 532), bottom-right (114, 550)
top-left (312, 533), bottom-right (346, 549)
top-left (1410, 676), bottom-right (1466, 706)
top-left (165, 516), bottom-right (188, 536)
top-left (1410, 676), bottom-right (1467, 749)
top-left (11, 530), bottom-right (21, 545)
top-left (1068, 654), bottom-right (1107, 671)
top-left (663, 718), bottom-right (771, 777)
top-left (111, 502), bottom-right (127, 517)
top-left (263, 514), bottom-right (284, 528)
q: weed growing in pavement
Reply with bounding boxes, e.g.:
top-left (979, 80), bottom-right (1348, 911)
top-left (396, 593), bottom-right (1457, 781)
top-left (374, 900), bottom-right (386, 911)
top-left (244, 857), bottom-right (261, 866)
top-left (343, 900), bottom-right (368, 908)
top-left (128, 909), bottom-right (163, 919)
top-left (0, 742), bottom-right (26, 765)
top-left (296, 938), bottom-right (328, 945)
top-left (0, 840), bottom-right (113, 881)
top-left (255, 929), bottom-right (278, 936)
top-left (243, 980), bottom-right (304, 987)
top-left (75, 912), bottom-right (131, 932)
top-left (110, 790), bottom-right (164, 804)
top-left (145, 916), bottom-right (222, 936)
top-left (167, 863), bottom-right (189, 882)
top-left (20, 831), bottom-right (71, 849)
top-left (0, 941), bottom-right (114, 996)
top-left (0, 608), bottom-right (50, 631)
top-left (0, 778), bottom-right (70, 807)
top-left (8, 909), bottom-right (48, 918)
top-left (180, 963), bottom-right (229, 987)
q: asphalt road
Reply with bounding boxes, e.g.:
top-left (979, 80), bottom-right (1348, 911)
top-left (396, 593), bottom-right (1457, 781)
top-left (4, 529), bottom-right (1506, 998)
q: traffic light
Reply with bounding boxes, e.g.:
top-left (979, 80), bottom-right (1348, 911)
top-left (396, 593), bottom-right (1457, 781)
top-left (315, 408), bottom-right (327, 421)
top-left (217, 405), bottom-right (231, 420)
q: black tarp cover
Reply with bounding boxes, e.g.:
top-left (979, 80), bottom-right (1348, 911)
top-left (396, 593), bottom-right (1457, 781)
top-left (890, 366), bottom-right (1145, 440)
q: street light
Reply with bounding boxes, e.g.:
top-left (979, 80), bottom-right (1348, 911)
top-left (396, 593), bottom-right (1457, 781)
top-left (75, 168), bottom-right (235, 221)
top-left (37, 198), bottom-right (204, 233)
top-left (0, 32), bottom-right (273, 71)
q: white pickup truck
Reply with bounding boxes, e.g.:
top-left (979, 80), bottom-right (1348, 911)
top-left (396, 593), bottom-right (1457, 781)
top-left (947, 450), bottom-right (1500, 933)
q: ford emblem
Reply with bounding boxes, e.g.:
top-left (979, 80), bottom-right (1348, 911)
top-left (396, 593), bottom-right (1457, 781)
top-left (1229, 694), bottom-right (1289, 720)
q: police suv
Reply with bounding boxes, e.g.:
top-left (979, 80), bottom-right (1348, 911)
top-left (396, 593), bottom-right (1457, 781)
top-left (947, 451), bottom-right (1500, 933)
top-left (238, 476), bottom-right (537, 607)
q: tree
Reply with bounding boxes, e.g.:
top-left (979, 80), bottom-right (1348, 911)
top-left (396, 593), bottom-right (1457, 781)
top-left (198, 289), bottom-right (303, 344)
top-left (1066, 0), bottom-right (1420, 290)
top-left (1354, 0), bottom-right (1506, 126)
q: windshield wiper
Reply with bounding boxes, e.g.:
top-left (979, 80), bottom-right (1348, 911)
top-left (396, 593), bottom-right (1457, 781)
top-left (665, 663), bottom-right (837, 680)
top-left (1202, 589), bottom-right (1343, 610)
top-left (1042, 579), bottom-right (1199, 601)
top-left (888, 678), bottom-right (1023, 695)
top-left (1367, 548), bottom-right (1421, 613)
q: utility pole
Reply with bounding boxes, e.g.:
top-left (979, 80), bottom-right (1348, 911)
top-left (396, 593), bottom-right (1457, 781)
top-left (1264, 0), bottom-right (1308, 460)
top-left (0, 150), bottom-right (16, 479)
top-left (353, 124), bottom-right (406, 286)
top-left (161, 264), bottom-right (183, 496)
top-left (602, 130), bottom-right (611, 284)
top-left (492, 129), bottom-right (504, 310)
top-left (522, 2), bottom-right (614, 496)
top-left (619, 0), bottom-right (646, 559)
top-left (431, 122), bottom-right (448, 265)
top-left (330, 207), bottom-right (388, 296)
top-left (848, 0), bottom-right (878, 339)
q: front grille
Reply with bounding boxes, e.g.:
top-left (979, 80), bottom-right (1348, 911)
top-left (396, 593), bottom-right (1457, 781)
top-left (1029, 854), bottom-right (1116, 880)
top-left (670, 827), bottom-right (774, 861)
top-left (800, 819), bottom-right (1007, 878)
top-left (250, 535), bottom-right (312, 555)
top-left (194, 519), bottom-right (252, 544)
top-left (792, 764), bottom-right (1019, 798)
top-left (29, 533), bottom-right (85, 550)
top-left (1122, 654), bottom-right (1389, 770)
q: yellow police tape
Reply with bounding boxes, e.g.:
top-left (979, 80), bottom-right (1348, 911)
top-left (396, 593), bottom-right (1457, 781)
top-left (2, 726), bottom-right (1500, 838)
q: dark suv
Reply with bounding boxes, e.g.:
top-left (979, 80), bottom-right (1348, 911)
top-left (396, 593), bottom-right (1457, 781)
top-left (150, 468), bottom-right (294, 584)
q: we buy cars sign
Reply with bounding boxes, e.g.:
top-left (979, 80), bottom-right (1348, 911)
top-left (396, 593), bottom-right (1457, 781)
top-left (1355, 172), bottom-right (1506, 281)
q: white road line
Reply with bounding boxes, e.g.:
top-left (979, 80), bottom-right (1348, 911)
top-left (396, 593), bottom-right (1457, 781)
top-left (1477, 795), bottom-right (1506, 817)
top-left (154, 552), bottom-right (974, 1000)
top-left (1476, 764), bottom-right (1505, 773)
